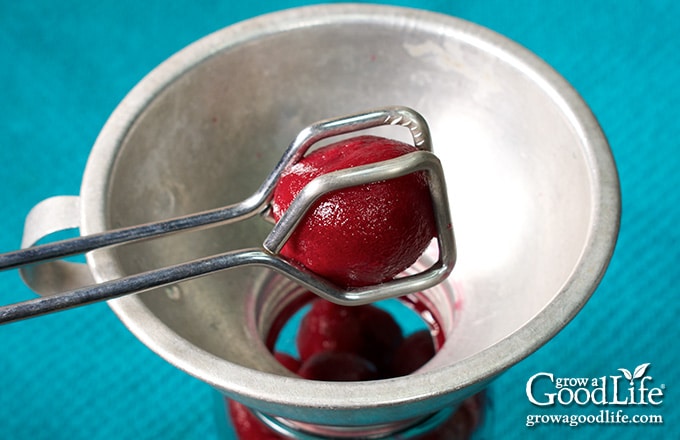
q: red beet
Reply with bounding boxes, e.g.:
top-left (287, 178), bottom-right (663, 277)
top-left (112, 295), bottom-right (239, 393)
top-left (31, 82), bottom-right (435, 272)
top-left (274, 352), bottom-right (301, 373)
top-left (356, 304), bottom-right (404, 376)
top-left (296, 299), bottom-right (363, 361)
top-left (390, 330), bottom-right (436, 377)
top-left (271, 135), bottom-right (436, 288)
top-left (298, 351), bottom-right (378, 382)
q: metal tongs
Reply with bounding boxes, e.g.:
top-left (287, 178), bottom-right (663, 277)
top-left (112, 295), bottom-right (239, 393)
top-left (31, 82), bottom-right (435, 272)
top-left (0, 106), bottom-right (455, 325)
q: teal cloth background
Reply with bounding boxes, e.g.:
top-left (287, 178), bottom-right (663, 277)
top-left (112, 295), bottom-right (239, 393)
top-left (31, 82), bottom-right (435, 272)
top-left (1, 1), bottom-right (677, 439)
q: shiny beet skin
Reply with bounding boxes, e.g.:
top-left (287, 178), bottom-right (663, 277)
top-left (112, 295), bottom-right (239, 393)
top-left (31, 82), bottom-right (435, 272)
top-left (271, 135), bottom-right (437, 288)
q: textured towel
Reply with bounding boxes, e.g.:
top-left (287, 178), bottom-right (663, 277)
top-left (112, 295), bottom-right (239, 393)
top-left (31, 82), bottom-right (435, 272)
top-left (0, 1), bottom-right (677, 439)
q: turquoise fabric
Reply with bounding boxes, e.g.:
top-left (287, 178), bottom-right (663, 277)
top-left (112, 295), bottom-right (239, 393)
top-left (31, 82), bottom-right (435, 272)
top-left (1, 1), bottom-right (677, 438)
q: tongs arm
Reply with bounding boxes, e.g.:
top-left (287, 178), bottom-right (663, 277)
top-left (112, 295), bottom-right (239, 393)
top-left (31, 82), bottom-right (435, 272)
top-left (0, 106), bottom-right (455, 325)
top-left (0, 106), bottom-right (430, 272)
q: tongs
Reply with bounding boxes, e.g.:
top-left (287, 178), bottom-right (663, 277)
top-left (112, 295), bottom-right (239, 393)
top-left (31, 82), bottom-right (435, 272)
top-left (0, 106), bottom-right (455, 325)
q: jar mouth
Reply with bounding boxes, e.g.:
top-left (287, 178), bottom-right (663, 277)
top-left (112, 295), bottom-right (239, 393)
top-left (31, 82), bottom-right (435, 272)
top-left (254, 404), bottom-right (458, 439)
top-left (247, 246), bottom-right (457, 380)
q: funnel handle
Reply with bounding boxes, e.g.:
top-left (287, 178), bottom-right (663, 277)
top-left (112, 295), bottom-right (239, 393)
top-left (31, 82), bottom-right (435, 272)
top-left (19, 196), bottom-right (95, 296)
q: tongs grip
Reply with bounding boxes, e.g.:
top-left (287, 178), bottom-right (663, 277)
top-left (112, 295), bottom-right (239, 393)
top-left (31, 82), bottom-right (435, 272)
top-left (0, 106), bottom-right (455, 324)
